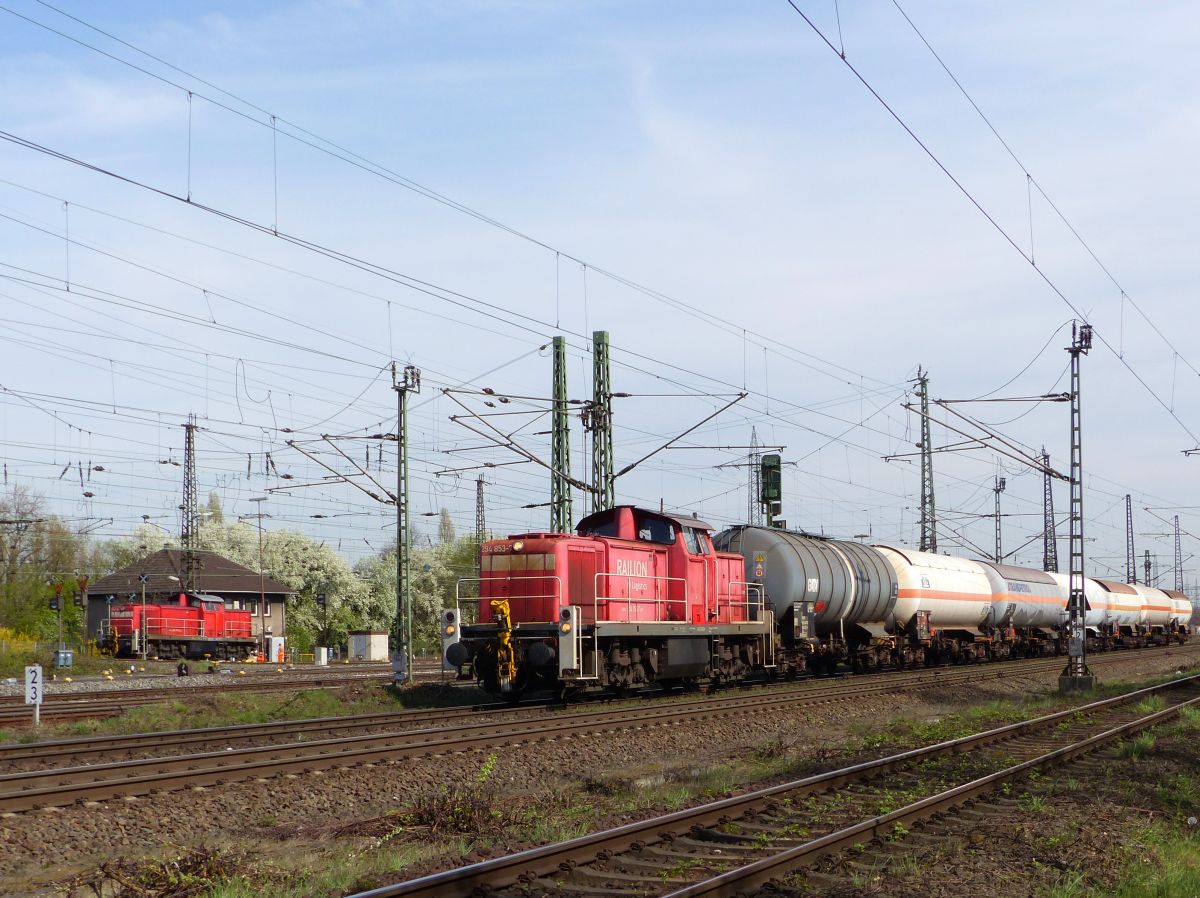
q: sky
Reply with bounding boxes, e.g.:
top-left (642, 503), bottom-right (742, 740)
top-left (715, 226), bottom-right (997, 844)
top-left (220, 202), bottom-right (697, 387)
top-left (0, 0), bottom-right (1198, 585)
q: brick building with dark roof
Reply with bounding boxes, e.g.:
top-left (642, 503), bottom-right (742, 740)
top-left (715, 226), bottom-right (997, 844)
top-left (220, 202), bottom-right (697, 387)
top-left (86, 549), bottom-right (295, 643)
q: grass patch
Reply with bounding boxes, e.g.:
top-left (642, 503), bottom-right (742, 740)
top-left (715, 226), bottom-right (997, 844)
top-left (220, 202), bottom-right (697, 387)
top-left (205, 839), bottom-right (465, 898)
top-left (0, 684), bottom-right (407, 744)
top-left (1117, 733), bottom-right (1156, 760)
top-left (853, 668), bottom-right (1200, 756)
top-left (1176, 705), bottom-right (1200, 728)
top-left (1133, 696), bottom-right (1167, 715)
top-left (1043, 824), bottom-right (1200, 898)
top-left (56, 846), bottom-right (256, 897)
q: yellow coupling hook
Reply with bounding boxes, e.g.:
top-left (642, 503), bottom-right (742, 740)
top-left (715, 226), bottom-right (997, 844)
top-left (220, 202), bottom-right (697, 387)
top-left (490, 598), bottom-right (517, 693)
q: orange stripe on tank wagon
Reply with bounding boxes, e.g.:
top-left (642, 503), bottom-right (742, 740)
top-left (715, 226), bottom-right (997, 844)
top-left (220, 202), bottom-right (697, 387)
top-left (897, 588), bottom-right (1065, 606)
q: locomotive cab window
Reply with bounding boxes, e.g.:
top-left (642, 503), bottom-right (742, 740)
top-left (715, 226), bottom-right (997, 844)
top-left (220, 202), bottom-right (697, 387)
top-left (683, 526), bottom-right (710, 555)
top-left (578, 509), bottom-right (620, 538)
top-left (634, 513), bottom-right (675, 546)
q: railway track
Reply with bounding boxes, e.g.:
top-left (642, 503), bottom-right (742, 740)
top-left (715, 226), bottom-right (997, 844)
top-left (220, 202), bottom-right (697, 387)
top-left (1, 645), bottom-right (1193, 811)
top-left (0, 649), bottom-right (1141, 767)
top-left (0, 666), bottom-right (393, 727)
top-left (350, 671), bottom-right (1200, 898)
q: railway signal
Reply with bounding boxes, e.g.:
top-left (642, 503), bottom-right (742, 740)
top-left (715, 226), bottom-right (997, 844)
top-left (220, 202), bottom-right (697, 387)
top-left (761, 454), bottom-right (782, 526)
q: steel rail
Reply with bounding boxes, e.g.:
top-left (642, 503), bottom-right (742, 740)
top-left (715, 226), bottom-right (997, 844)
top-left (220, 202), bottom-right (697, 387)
top-left (1, 642), bottom-right (1189, 731)
top-left (0, 702), bottom-right (520, 768)
top-left (0, 671), bottom-right (394, 725)
top-left (0, 652), bottom-right (1075, 760)
top-left (665, 690), bottom-right (1200, 896)
top-left (0, 673), bottom-right (993, 810)
top-left (0, 658), bottom-right (1109, 811)
top-left (349, 672), bottom-right (1200, 898)
top-left (0, 663), bottom-right (392, 704)
top-left (2, 643), bottom-right (1192, 765)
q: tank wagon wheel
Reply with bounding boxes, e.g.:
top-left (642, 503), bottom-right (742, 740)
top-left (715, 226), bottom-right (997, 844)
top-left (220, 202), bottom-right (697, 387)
top-left (553, 683), bottom-right (584, 703)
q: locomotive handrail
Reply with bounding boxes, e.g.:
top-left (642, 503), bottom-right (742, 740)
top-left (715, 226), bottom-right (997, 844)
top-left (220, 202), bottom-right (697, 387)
top-left (726, 580), bottom-right (766, 621)
top-left (454, 575), bottom-right (564, 628)
top-left (103, 615), bottom-right (255, 641)
top-left (593, 572), bottom-right (688, 623)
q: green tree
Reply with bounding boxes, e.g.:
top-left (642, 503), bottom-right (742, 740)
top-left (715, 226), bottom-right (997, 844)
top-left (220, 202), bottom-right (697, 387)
top-left (204, 492), bottom-right (225, 525)
top-left (0, 485), bottom-right (90, 642)
top-left (438, 508), bottom-right (455, 545)
top-left (353, 532), bottom-right (480, 655)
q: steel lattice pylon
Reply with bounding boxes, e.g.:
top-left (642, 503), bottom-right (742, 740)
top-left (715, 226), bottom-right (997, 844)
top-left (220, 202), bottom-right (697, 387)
top-left (392, 363), bottom-right (420, 684)
top-left (915, 368), bottom-right (936, 553)
top-left (1061, 322), bottom-right (1095, 690)
top-left (993, 474), bottom-right (1006, 562)
top-left (1042, 448), bottom-right (1058, 572)
top-left (590, 330), bottom-right (614, 512)
top-left (1175, 515), bottom-right (1183, 592)
top-left (1125, 494), bottom-right (1137, 584)
top-left (475, 475), bottom-right (486, 578)
top-left (748, 427), bottom-right (763, 526)
top-left (181, 414), bottom-right (199, 591)
top-left (551, 336), bottom-right (573, 533)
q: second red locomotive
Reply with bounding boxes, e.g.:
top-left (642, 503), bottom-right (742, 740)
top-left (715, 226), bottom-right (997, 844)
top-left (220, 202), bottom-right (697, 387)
top-left (102, 593), bottom-right (256, 660)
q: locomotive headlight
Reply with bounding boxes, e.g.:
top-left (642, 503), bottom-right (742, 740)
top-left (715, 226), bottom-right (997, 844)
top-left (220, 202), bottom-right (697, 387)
top-left (445, 624), bottom-right (456, 635)
top-left (512, 541), bottom-right (524, 552)
top-left (560, 622), bottom-right (572, 634)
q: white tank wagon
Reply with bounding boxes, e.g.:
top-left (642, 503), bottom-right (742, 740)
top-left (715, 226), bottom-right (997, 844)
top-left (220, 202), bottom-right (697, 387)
top-left (1049, 575), bottom-right (1137, 645)
top-left (977, 562), bottom-right (1065, 629)
top-left (1085, 579), bottom-right (1142, 635)
top-left (1132, 584), bottom-right (1177, 642)
top-left (713, 526), bottom-right (898, 673)
top-left (977, 562), bottom-right (1065, 657)
top-left (1164, 590), bottom-right (1194, 642)
top-left (872, 545), bottom-right (1004, 663)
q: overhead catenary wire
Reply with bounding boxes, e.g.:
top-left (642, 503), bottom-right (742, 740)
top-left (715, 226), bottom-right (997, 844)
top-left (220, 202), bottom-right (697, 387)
top-left (779, 0), bottom-right (1200, 447)
top-left (0, 5), bottom-right (1190, 572)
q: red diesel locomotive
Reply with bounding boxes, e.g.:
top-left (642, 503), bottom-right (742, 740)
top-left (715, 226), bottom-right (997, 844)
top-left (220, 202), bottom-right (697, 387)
top-left (443, 505), bottom-right (771, 697)
top-left (102, 593), bottom-right (257, 660)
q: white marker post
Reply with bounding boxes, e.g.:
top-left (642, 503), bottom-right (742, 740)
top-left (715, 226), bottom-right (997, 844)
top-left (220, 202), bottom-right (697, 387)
top-left (24, 664), bottom-right (43, 727)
